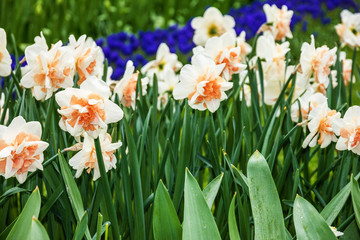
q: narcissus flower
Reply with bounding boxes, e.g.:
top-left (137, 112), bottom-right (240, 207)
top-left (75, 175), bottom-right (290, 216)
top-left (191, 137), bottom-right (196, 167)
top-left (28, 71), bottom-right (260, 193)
top-left (236, 31), bottom-right (252, 62)
top-left (0, 116), bottom-right (49, 183)
top-left (339, 51), bottom-right (355, 86)
top-left (335, 10), bottom-right (360, 48)
top-left (193, 32), bottom-right (246, 80)
top-left (302, 101), bottom-right (340, 148)
top-left (291, 92), bottom-right (327, 123)
top-left (141, 43), bottom-right (182, 83)
top-left (21, 32), bottom-right (75, 100)
top-left (191, 7), bottom-right (236, 46)
top-left (114, 61), bottom-right (149, 110)
top-left (68, 35), bottom-right (105, 85)
top-left (262, 4), bottom-right (293, 41)
top-left (300, 35), bottom-right (337, 88)
top-left (173, 54), bottom-right (232, 112)
top-left (56, 76), bottom-right (123, 139)
top-left (68, 132), bottom-right (121, 181)
top-left (0, 28), bottom-right (12, 77)
top-left (333, 106), bottom-right (360, 154)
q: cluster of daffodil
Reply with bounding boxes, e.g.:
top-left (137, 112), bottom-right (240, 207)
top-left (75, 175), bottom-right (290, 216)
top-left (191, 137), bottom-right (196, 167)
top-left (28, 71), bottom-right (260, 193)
top-left (0, 4), bottom-right (359, 185)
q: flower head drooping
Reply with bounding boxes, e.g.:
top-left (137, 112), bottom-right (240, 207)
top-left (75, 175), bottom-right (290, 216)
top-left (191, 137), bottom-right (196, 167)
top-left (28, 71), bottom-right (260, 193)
top-left (68, 35), bottom-right (105, 85)
top-left (0, 28), bottom-right (12, 77)
top-left (21, 32), bottom-right (76, 100)
top-left (300, 35), bottom-right (337, 90)
top-left (191, 7), bottom-right (236, 46)
top-left (193, 32), bottom-right (246, 81)
top-left (173, 54), bottom-right (233, 113)
top-left (335, 10), bottom-right (360, 48)
top-left (333, 106), bottom-right (360, 155)
top-left (55, 76), bottom-right (123, 139)
top-left (302, 100), bottom-right (340, 148)
top-left (0, 116), bottom-right (49, 183)
top-left (114, 60), bottom-right (149, 110)
top-left (67, 132), bottom-right (121, 181)
top-left (261, 4), bottom-right (293, 41)
top-left (141, 43), bottom-right (182, 83)
top-left (236, 31), bottom-right (252, 62)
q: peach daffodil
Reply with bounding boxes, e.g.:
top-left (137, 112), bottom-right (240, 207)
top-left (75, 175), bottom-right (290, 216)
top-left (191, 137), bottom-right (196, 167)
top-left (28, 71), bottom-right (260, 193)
top-left (55, 76), bottom-right (123, 139)
top-left (262, 4), bottom-right (293, 41)
top-left (0, 28), bottom-right (12, 77)
top-left (173, 54), bottom-right (233, 112)
top-left (67, 132), bottom-right (121, 181)
top-left (21, 32), bottom-right (75, 100)
top-left (0, 116), bottom-right (49, 183)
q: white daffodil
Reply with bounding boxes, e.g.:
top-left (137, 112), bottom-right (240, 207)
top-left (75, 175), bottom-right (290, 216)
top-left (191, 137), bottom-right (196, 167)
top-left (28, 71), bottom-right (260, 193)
top-left (339, 51), bottom-right (355, 86)
top-left (21, 32), bottom-right (75, 100)
top-left (56, 76), bottom-right (123, 139)
top-left (68, 132), bottom-right (121, 181)
top-left (236, 31), bottom-right (252, 62)
top-left (193, 32), bottom-right (246, 81)
top-left (302, 100), bottom-right (340, 148)
top-left (68, 34), bottom-right (105, 85)
top-left (191, 7), bottom-right (236, 46)
top-left (114, 61), bottom-right (149, 110)
top-left (291, 91), bottom-right (327, 123)
top-left (333, 106), bottom-right (360, 155)
top-left (173, 54), bottom-right (232, 113)
top-left (157, 68), bottom-right (179, 110)
top-left (0, 116), bottom-right (49, 184)
top-left (300, 35), bottom-right (337, 89)
top-left (262, 4), bottom-right (293, 41)
top-left (335, 10), bottom-right (360, 48)
top-left (0, 28), bottom-right (12, 77)
top-left (141, 43), bottom-right (182, 83)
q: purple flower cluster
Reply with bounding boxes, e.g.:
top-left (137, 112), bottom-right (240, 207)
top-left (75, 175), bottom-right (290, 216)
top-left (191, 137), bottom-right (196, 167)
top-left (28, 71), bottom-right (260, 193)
top-left (102, 0), bottom-right (358, 80)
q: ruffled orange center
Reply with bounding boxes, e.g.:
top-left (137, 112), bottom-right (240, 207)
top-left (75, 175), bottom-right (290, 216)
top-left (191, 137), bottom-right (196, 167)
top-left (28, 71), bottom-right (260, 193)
top-left (61, 93), bottom-right (105, 131)
top-left (317, 110), bottom-right (336, 145)
top-left (76, 48), bottom-right (97, 85)
top-left (214, 47), bottom-right (242, 78)
top-left (122, 72), bottom-right (139, 108)
top-left (188, 72), bottom-right (223, 104)
top-left (275, 10), bottom-right (289, 40)
top-left (0, 52), bottom-right (3, 62)
top-left (0, 132), bottom-right (40, 174)
top-left (340, 127), bottom-right (360, 148)
top-left (312, 49), bottom-right (333, 83)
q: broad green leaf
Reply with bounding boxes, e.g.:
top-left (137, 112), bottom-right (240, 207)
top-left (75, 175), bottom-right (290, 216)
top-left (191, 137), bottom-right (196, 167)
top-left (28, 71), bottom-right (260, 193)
top-left (58, 151), bottom-right (91, 240)
top-left (228, 194), bottom-right (241, 240)
top-left (351, 176), bottom-right (360, 229)
top-left (340, 220), bottom-right (359, 240)
top-left (293, 196), bottom-right (337, 240)
top-left (30, 217), bottom-right (50, 240)
top-left (203, 173), bottom-right (224, 209)
top-left (73, 211), bottom-right (88, 240)
top-left (247, 151), bottom-right (286, 240)
top-left (153, 181), bottom-right (182, 240)
top-left (6, 187), bottom-right (41, 240)
top-left (183, 169), bottom-right (221, 240)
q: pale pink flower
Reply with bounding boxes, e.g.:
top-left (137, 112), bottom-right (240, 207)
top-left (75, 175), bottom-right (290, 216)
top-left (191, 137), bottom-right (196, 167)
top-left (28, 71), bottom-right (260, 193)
top-left (68, 132), bottom-right (121, 181)
top-left (262, 4), bottom-right (293, 41)
top-left (0, 28), bottom-right (12, 77)
top-left (302, 101), bottom-right (340, 148)
top-left (333, 106), bottom-right (360, 154)
top-left (300, 35), bottom-right (337, 89)
top-left (0, 116), bottom-right (49, 183)
top-left (335, 10), bottom-right (360, 48)
top-left (173, 54), bottom-right (232, 112)
top-left (21, 32), bottom-right (75, 100)
top-left (141, 43), bottom-right (182, 83)
top-left (193, 32), bottom-right (246, 80)
top-left (114, 61), bottom-right (149, 110)
top-left (68, 35), bottom-right (105, 85)
top-left (55, 76), bottom-right (123, 139)
top-left (191, 7), bottom-right (236, 46)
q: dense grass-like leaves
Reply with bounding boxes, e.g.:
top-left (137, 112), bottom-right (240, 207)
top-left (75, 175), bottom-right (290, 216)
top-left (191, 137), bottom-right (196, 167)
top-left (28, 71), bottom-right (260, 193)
top-left (351, 175), bottom-right (360, 229)
top-left (228, 194), bottom-right (241, 240)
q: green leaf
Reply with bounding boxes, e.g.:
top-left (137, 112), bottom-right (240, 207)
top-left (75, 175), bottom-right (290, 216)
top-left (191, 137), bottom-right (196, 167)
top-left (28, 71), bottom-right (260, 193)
top-left (340, 220), bottom-right (359, 240)
top-left (247, 151), bottom-right (286, 240)
top-left (58, 150), bottom-right (91, 240)
top-left (6, 187), bottom-right (41, 240)
top-left (0, 187), bottom-right (29, 207)
top-left (228, 194), bottom-right (241, 240)
top-left (203, 173), bottom-right (224, 209)
top-left (153, 181), bottom-right (182, 240)
top-left (293, 196), bottom-right (337, 240)
top-left (183, 169), bottom-right (221, 240)
top-left (30, 217), bottom-right (50, 240)
top-left (73, 211), bottom-right (88, 240)
top-left (351, 175), bottom-right (360, 229)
